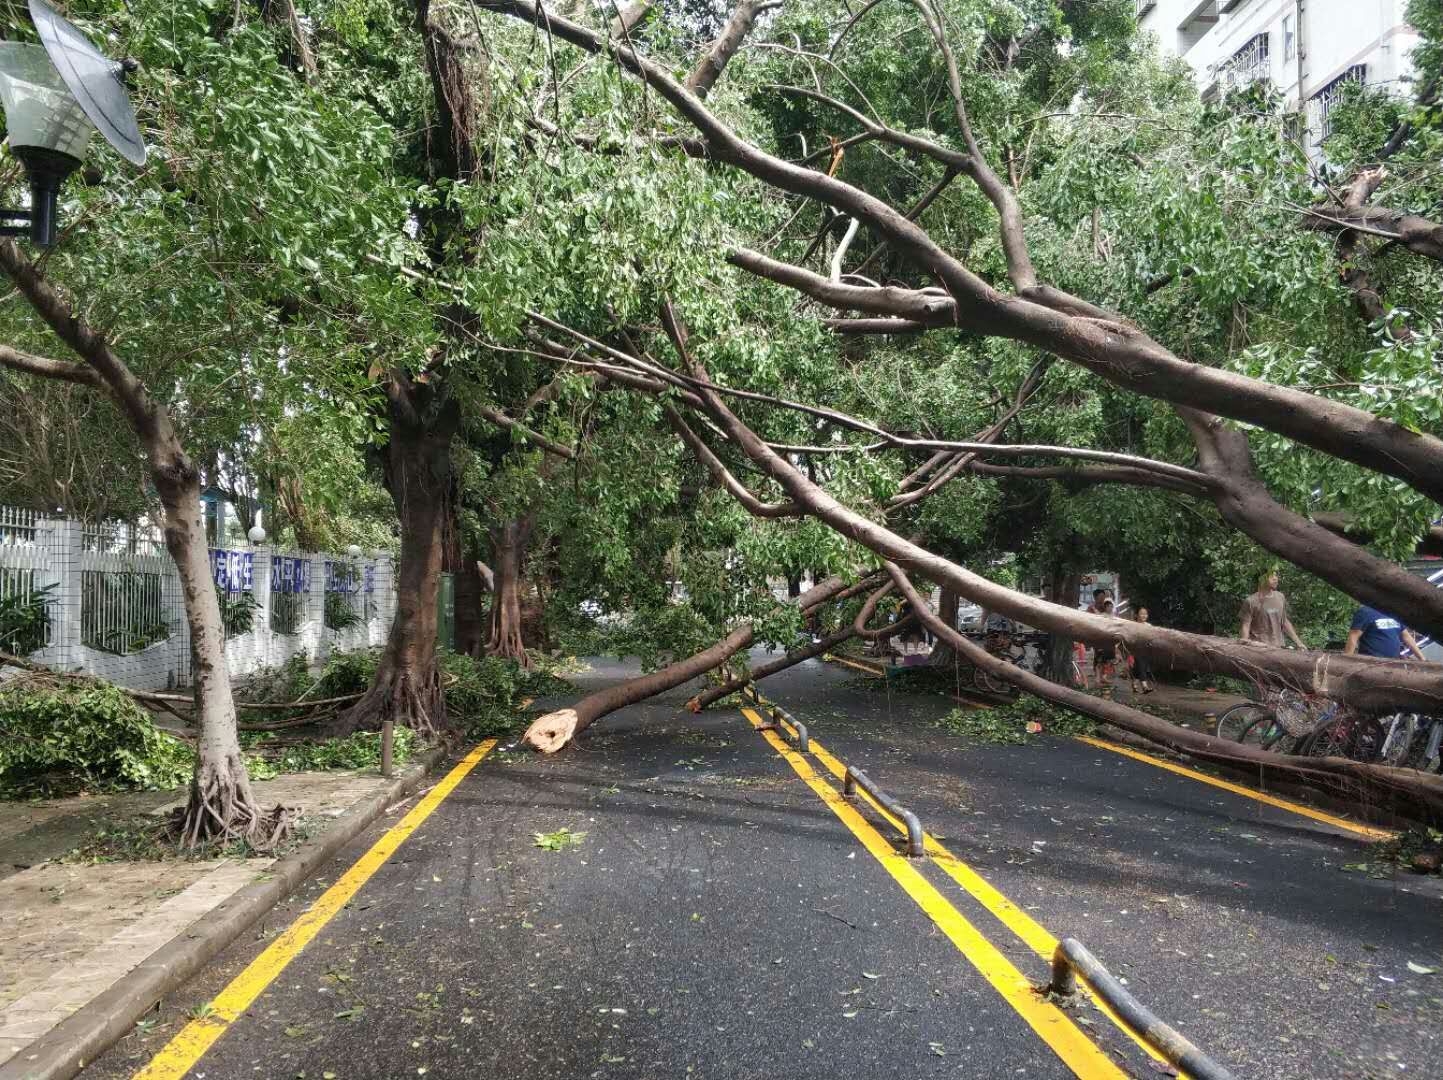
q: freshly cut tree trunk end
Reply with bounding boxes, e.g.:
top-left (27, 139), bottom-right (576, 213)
top-left (523, 708), bottom-right (581, 753)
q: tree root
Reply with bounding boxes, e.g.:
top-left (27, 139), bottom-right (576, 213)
top-left (169, 750), bottom-right (297, 852)
top-left (330, 664), bottom-right (447, 740)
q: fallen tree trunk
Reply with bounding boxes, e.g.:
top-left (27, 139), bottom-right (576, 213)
top-left (520, 574), bottom-right (863, 751)
top-left (886, 564), bottom-right (1443, 825)
top-left (686, 579), bottom-right (915, 710)
top-left (688, 624), bottom-right (860, 711)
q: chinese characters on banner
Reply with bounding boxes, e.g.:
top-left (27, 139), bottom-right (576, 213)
top-left (323, 561), bottom-right (375, 594)
top-left (271, 555), bottom-right (312, 595)
top-left (209, 549), bottom-right (254, 593)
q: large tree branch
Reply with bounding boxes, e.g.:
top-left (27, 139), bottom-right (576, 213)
top-left (0, 342), bottom-right (103, 387)
top-left (1182, 408), bottom-right (1443, 639)
top-left (477, 1), bottom-right (1443, 504)
top-left (686, 0), bottom-right (782, 98)
top-left (766, 83), bottom-right (969, 169)
top-left (476, 404), bottom-right (576, 458)
top-left (664, 403), bottom-right (802, 517)
top-left (684, 354), bottom-right (1443, 712)
top-left (520, 572), bottom-right (869, 750)
top-left (1304, 202), bottom-right (1443, 263)
top-left (885, 563), bottom-right (1443, 822)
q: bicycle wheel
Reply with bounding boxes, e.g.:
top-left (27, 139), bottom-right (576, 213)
top-left (1377, 714), bottom-right (1420, 767)
top-left (1216, 703), bottom-right (1268, 741)
top-left (1237, 713), bottom-right (1293, 751)
top-left (974, 667), bottom-right (1012, 694)
top-left (1299, 716), bottom-right (1385, 761)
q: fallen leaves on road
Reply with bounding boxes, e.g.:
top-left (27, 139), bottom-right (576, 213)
top-left (534, 827), bottom-right (586, 850)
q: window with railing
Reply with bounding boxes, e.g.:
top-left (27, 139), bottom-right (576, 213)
top-left (1309, 65), bottom-right (1367, 144)
top-left (1217, 32), bottom-right (1270, 91)
top-left (270, 555), bottom-right (311, 636)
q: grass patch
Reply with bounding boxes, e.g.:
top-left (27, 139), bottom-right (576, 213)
top-left (241, 726), bottom-right (422, 780)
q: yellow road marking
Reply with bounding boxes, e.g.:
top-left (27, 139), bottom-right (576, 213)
top-left (823, 653), bottom-right (886, 677)
top-left (133, 740), bottom-right (499, 1080)
top-left (1073, 735), bottom-right (1397, 841)
top-left (740, 707), bottom-right (1127, 1080)
top-left (756, 704), bottom-right (1176, 1072)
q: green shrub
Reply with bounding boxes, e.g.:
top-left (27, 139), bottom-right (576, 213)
top-left (244, 726), bottom-right (419, 779)
top-left (0, 581), bottom-right (54, 656)
top-left (0, 677), bottom-right (193, 796)
top-left (440, 650), bottom-right (575, 738)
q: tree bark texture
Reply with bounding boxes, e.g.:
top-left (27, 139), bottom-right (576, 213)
top-left (520, 574), bottom-right (855, 751)
top-left (334, 376), bottom-right (459, 737)
top-left (486, 516), bottom-right (534, 667)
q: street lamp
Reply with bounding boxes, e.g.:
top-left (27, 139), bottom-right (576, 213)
top-left (0, 0), bottom-right (145, 247)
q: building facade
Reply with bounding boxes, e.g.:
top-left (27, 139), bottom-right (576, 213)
top-left (1137, 1), bottom-right (1420, 146)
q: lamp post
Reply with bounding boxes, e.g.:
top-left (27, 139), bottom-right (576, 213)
top-left (0, 0), bottom-right (145, 247)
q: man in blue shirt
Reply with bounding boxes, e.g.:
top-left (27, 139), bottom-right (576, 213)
top-left (1344, 606), bottom-right (1428, 661)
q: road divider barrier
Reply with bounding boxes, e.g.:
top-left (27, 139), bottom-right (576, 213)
top-left (768, 704), bottom-right (809, 752)
top-left (1047, 937), bottom-right (1237, 1080)
top-left (843, 766), bottom-right (924, 857)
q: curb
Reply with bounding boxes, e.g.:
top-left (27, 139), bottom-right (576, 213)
top-left (0, 744), bottom-right (451, 1080)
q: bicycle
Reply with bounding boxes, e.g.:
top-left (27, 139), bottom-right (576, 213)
top-left (1376, 712), bottom-right (1443, 771)
top-left (1214, 688), bottom-right (1338, 753)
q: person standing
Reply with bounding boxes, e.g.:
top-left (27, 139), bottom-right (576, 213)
top-left (1092, 599), bottom-right (1118, 687)
top-left (1344, 606), bottom-right (1428, 661)
top-left (1239, 570), bottom-right (1307, 649)
top-left (1124, 607), bottom-right (1158, 694)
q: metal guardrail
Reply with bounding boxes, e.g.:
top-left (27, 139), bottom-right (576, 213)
top-left (768, 704), bottom-right (809, 752)
top-left (1047, 938), bottom-right (1237, 1080)
top-left (843, 766), bottom-right (924, 857)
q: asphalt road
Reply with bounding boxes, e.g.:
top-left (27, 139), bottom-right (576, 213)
top-left (94, 655), bottom-right (1441, 1080)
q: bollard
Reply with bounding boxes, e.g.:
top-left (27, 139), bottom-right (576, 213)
top-left (843, 767), bottom-right (924, 857)
top-left (1047, 938), bottom-right (1237, 1080)
top-left (381, 719), bottom-right (394, 778)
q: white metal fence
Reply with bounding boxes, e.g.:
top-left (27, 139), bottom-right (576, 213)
top-left (0, 506), bottom-right (396, 691)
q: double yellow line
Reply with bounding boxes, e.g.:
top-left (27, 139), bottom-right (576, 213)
top-left (742, 703), bottom-right (1173, 1079)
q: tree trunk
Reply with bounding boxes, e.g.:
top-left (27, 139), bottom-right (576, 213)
top-left (521, 575), bottom-right (857, 752)
top-left (0, 239), bottom-right (287, 848)
top-left (454, 555), bottom-right (485, 658)
top-left (333, 378), bottom-right (458, 737)
top-left (159, 450), bottom-right (290, 846)
top-left (1045, 570), bottom-right (1080, 686)
top-left (888, 565), bottom-right (1443, 823)
top-left (690, 624), bottom-right (859, 710)
top-left (928, 587), bottom-right (960, 667)
top-left (486, 516), bottom-right (534, 667)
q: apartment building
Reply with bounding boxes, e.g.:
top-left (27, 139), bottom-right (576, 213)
top-left (1137, 1), bottom-right (1421, 145)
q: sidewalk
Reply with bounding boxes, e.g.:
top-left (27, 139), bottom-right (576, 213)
top-left (0, 763), bottom-right (430, 1070)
